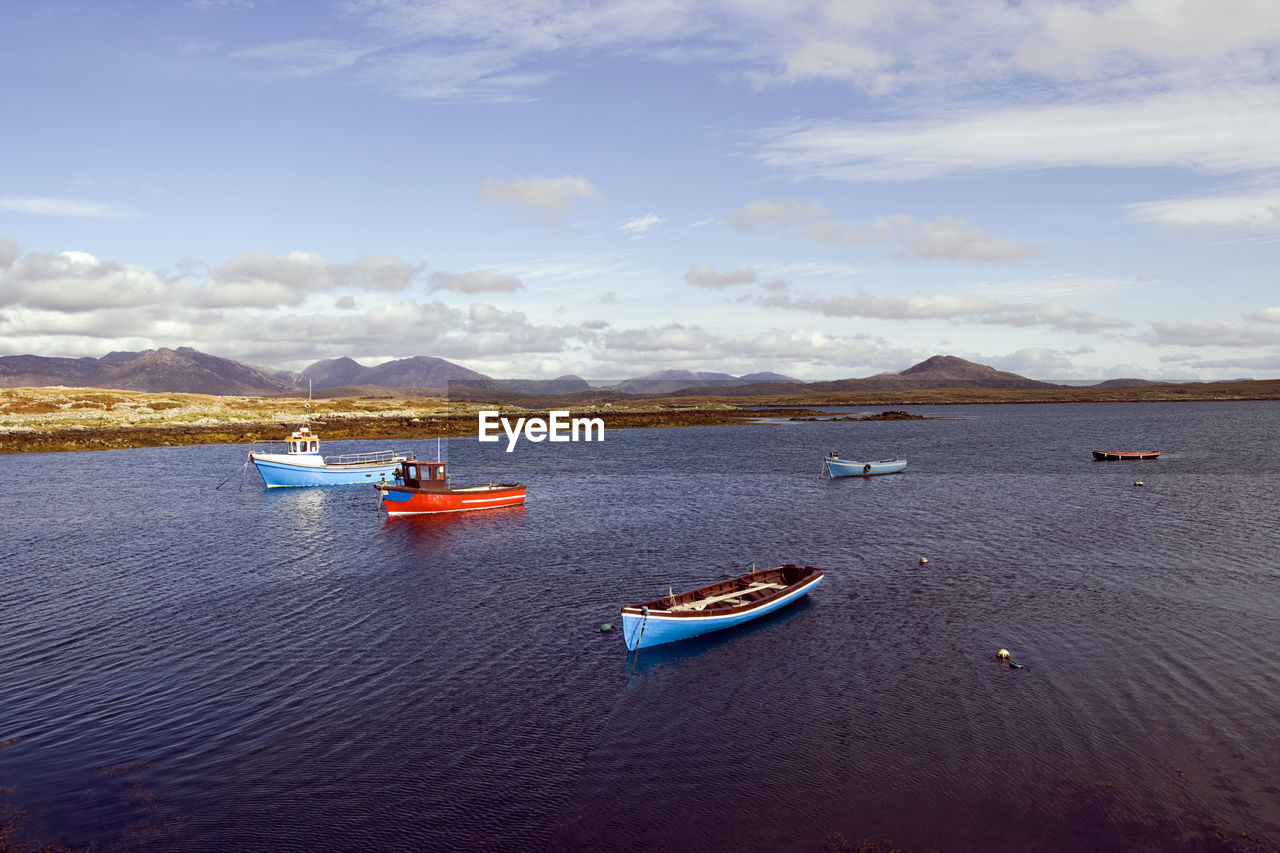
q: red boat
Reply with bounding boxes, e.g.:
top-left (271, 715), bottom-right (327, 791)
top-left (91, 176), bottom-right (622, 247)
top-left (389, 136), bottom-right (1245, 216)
top-left (376, 459), bottom-right (526, 516)
top-left (1091, 449), bottom-right (1160, 460)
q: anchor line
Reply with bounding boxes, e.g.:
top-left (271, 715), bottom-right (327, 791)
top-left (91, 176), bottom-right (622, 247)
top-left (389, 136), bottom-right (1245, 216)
top-left (626, 607), bottom-right (649, 677)
top-left (215, 459), bottom-right (249, 490)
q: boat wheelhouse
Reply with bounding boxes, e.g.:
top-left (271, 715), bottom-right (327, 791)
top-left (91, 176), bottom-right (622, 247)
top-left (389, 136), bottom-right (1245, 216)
top-left (376, 458), bottom-right (526, 516)
top-left (248, 427), bottom-right (410, 487)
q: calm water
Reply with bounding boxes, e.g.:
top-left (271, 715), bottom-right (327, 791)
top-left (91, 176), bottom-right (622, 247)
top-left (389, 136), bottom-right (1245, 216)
top-left (2, 401), bottom-right (1279, 852)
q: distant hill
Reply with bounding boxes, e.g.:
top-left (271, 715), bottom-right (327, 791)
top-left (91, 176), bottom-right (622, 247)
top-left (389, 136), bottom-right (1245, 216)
top-left (300, 355), bottom-right (501, 392)
top-left (0, 347), bottom-right (297, 395)
top-left (611, 369), bottom-right (800, 395)
top-left (860, 354), bottom-right (1057, 390)
top-left (738, 372), bottom-right (797, 384)
top-left (499, 375), bottom-right (592, 394)
top-left (0, 349), bottom-right (1086, 399)
top-left (1090, 378), bottom-right (1167, 388)
top-left (670, 354), bottom-right (1059, 396)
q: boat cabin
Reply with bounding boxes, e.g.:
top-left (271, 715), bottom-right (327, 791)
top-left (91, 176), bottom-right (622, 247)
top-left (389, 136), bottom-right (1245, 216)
top-left (396, 460), bottom-right (449, 490)
top-left (287, 427), bottom-right (320, 455)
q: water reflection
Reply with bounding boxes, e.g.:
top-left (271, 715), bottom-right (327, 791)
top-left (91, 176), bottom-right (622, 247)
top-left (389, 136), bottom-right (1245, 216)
top-left (621, 596), bottom-right (816, 676)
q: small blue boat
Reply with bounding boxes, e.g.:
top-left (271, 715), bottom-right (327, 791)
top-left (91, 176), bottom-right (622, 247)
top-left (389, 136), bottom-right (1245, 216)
top-left (248, 427), bottom-right (411, 488)
top-left (821, 453), bottom-right (907, 478)
top-left (620, 564), bottom-right (824, 651)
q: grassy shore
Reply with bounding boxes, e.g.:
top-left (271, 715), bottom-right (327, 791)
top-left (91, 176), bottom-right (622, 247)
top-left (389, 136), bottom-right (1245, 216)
top-left (0, 387), bottom-right (811, 453)
top-left (2, 380), bottom-right (1278, 454)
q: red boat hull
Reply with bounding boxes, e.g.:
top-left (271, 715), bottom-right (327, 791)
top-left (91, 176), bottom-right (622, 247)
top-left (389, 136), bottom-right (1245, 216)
top-left (377, 483), bottom-right (526, 515)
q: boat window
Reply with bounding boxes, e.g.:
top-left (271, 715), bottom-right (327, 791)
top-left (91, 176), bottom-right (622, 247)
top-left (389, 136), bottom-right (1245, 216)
top-left (309, 441), bottom-right (318, 452)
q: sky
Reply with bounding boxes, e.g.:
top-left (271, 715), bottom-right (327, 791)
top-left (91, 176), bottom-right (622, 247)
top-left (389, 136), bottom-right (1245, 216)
top-left (2, 0), bottom-right (1279, 382)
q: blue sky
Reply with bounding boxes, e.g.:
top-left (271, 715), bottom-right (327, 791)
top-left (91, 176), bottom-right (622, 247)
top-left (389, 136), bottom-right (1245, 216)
top-left (2, 0), bottom-right (1279, 381)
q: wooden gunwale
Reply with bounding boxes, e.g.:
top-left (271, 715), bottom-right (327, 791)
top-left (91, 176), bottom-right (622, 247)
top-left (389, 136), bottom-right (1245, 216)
top-left (621, 565), bottom-right (823, 619)
top-left (1091, 449), bottom-right (1160, 460)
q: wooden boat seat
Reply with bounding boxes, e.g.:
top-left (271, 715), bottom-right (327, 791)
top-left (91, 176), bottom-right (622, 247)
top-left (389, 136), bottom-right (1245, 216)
top-left (668, 581), bottom-right (785, 611)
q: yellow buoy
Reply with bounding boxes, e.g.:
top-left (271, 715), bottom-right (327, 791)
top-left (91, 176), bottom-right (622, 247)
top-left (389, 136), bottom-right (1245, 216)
top-left (996, 648), bottom-right (1010, 660)
top-left (1134, 481), bottom-right (1144, 487)
top-left (919, 557), bottom-right (928, 564)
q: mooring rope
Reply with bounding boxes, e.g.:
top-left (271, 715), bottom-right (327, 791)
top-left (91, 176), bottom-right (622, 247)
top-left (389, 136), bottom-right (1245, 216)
top-left (625, 606), bottom-right (649, 677)
top-left (215, 459), bottom-right (249, 490)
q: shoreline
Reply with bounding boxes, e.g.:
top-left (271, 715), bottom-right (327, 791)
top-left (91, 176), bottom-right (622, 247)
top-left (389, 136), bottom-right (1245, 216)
top-left (3, 382), bottom-right (1279, 454)
top-left (0, 405), bottom-right (818, 454)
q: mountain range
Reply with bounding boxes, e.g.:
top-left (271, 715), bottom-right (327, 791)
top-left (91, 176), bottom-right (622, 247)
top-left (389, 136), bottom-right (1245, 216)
top-left (0, 347), bottom-right (1158, 397)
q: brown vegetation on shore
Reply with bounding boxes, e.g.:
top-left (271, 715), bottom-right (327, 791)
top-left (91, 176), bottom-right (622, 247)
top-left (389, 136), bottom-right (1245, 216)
top-left (3, 379), bottom-right (1278, 454)
top-left (0, 387), bottom-right (812, 453)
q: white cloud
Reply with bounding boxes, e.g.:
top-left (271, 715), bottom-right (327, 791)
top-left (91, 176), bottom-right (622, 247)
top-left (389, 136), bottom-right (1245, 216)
top-left (755, 261), bottom-right (871, 281)
top-left (1126, 192), bottom-right (1280, 234)
top-left (429, 270), bottom-right (524, 293)
top-left (684, 263), bottom-right (757, 288)
top-left (0, 237), bottom-right (18, 270)
top-left (604, 323), bottom-right (718, 353)
top-left (620, 213), bottom-right (665, 235)
top-left (970, 273), bottom-right (1147, 302)
top-left (192, 0), bottom-right (255, 10)
top-left (347, 254), bottom-right (422, 291)
top-left (730, 200), bottom-right (831, 232)
top-left (804, 213), bottom-right (1041, 262)
top-left (733, 200), bottom-right (1037, 262)
top-left (1180, 353), bottom-right (1280, 372)
top-left (1148, 318), bottom-right (1280, 347)
top-left (196, 250), bottom-right (422, 308)
top-left (489, 252), bottom-right (652, 285)
top-left (1015, 0), bottom-right (1280, 79)
top-left (777, 38), bottom-right (895, 89)
top-left (763, 291), bottom-right (1129, 332)
top-left (200, 250), bottom-right (341, 308)
top-left (0, 246), bottom-right (422, 314)
top-left (1253, 307), bottom-right (1280, 324)
top-left (231, 38), bottom-right (366, 79)
top-left (476, 175), bottom-right (603, 224)
top-left (594, 321), bottom-right (917, 378)
top-left (0, 250), bottom-right (176, 312)
top-left (766, 291), bottom-right (1001, 320)
top-left (208, 0), bottom-right (1280, 108)
top-left (0, 196), bottom-right (135, 219)
top-left (753, 87), bottom-right (1280, 182)
top-left (986, 347), bottom-right (1078, 378)
top-left (360, 48), bottom-right (550, 103)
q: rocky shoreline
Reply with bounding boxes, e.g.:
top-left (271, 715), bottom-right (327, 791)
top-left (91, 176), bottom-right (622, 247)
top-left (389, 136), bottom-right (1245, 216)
top-left (0, 405), bottom-right (824, 454)
top-left (5, 378), bottom-right (1280, 454)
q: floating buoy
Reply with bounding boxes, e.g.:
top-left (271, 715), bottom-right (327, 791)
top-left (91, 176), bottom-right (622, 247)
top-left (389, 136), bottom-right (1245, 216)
top-left (600, 623), bottom-right (613, 632)
top-left (996, 648), bottom-right (1010, 661)
top-left (1133, 481), bottom-right (1144, 487)
top-left (919, 557), bottom-right (928, 564)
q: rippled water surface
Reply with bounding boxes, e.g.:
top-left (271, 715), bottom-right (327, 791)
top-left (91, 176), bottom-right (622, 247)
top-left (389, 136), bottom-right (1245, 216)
top-left (2, 401), bottom-right (1279, 851)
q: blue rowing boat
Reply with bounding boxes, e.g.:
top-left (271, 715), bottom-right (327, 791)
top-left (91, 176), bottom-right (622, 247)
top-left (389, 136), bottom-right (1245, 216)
top-left (248, 427), bottom-right (411, 488)
top-left (821, 453), bottom-right (907, 478)
top-left (620, 564), bottom-right (824, 651)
